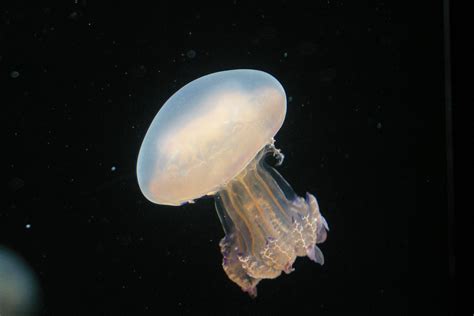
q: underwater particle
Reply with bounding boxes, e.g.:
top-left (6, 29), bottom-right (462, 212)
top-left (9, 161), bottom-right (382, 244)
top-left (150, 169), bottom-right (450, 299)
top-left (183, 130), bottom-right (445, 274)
top-left (68, 11), bottom-right (80, 20)
top-left (130, 64), bottom-right (147, 78)
top-left (111, 166), bottom-right (116, 172)
top-left (283, 52), bottom-right (288, 58)
top-left (186, 49), bottom-right (196, 59)
top-left (25, 224), bottom-right (31, 229)
top-left (0, 247), bottom-right (40, 316)
top-left (8, 177), bottom-right (25, 192)
top-left (136, 69), bottom-right (328, 297)
top-left (377, 122), bottom-right (382, 129)
top-left (10, 71), bottom-right (20, 79)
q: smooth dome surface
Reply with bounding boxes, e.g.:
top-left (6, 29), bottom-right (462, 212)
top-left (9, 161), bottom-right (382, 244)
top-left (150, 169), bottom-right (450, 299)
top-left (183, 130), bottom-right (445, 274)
top-left (137, 69), bottom-right (286, 206)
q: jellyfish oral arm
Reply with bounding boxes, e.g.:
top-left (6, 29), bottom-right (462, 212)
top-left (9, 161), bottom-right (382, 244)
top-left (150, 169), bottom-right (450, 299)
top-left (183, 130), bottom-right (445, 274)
top-left (214, 145), bottom-right (328, 297)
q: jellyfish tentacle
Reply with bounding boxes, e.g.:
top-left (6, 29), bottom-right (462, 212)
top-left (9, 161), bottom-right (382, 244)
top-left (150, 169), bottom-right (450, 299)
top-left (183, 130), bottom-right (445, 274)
top-left (215, 146), bottom-right (329, 297)
top-left (307, 245), bottom-right (325, 265)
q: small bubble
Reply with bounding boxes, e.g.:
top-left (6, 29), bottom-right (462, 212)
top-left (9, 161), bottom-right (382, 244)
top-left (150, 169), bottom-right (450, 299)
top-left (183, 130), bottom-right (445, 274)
top-left (26, 224), bottom-right (31, 229)
top-left (111, 166), bottom-right (116, 171)
top-left (10, 71), bottom-right (20, 78)
top-left (8, 177), bottom-right (25, 192)
top-left (68, 11), bottom-right (81, 20)
top-left (186, 49), bottom-right (196, 59)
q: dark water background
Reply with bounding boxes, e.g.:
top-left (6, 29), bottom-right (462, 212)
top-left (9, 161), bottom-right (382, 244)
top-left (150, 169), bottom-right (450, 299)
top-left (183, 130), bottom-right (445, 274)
top-left (2, 1), bottom-right (449, 314)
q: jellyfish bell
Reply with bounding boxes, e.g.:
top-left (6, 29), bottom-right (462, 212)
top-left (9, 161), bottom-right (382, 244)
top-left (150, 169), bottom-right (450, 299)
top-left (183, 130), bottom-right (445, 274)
top-left (0, 247), bottom-right (40, 316)
top-left (137, 69), bottom-right (328, 297)
top-left (137, 69), bottom-right (286, 206)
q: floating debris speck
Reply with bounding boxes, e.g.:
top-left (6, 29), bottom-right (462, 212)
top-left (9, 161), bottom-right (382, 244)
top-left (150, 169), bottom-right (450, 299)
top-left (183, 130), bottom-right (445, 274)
top-left (10, 71), bottom-right (20, 79)
top-left (186, 50), bottom-right (196, 59)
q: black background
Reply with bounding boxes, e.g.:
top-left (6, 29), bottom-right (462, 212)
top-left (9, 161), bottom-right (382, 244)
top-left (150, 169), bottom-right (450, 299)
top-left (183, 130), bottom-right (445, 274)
top-left (2, 0), bottom-right (449, 314)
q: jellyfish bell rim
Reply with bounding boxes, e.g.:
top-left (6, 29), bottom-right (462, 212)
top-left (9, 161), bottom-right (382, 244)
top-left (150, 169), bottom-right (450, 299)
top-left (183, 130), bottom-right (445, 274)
top-left (136, 69), bottom-right (287, 206)
top-left (138, 138), bottom-right (280, 207)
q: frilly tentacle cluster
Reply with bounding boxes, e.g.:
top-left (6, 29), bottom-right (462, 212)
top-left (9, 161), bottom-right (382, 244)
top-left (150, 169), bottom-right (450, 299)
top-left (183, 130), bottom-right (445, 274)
top-left (215, 144), bottom-right (328, 297)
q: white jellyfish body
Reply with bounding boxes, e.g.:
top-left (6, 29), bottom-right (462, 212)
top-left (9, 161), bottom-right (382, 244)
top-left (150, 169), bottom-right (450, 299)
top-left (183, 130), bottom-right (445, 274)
top-left (137, 70), bottom-right (286, 205)
top-left (136, 69), bottom-right (328, 297)
top-left (0, 247), bottom-right (40, 316)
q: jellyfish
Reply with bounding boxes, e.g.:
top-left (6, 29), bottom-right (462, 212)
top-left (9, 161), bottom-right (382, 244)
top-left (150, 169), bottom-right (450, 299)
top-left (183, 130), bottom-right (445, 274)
top-left (0, 247), bottom-right (40, 316)
top-left (136, 69), bottom-right (329, 297)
